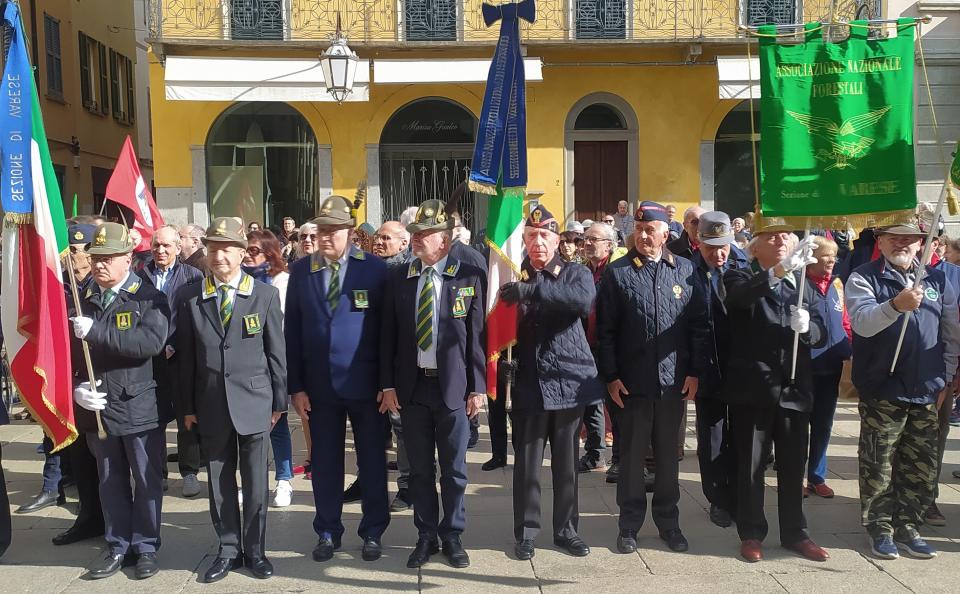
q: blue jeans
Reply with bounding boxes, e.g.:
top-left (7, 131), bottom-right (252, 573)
top-left (270, 413), bottom-right (294, 482)
top-left (807, 367), bottom-right (842, 485)
top-left (41, 436), bottom-right (63, 493)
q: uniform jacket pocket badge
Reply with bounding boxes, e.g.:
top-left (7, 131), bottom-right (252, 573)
top-left (243, 313), bottom-right (263, 335)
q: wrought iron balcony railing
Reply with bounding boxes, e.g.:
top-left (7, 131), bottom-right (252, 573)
top-left (148, 0), bottom-right (884, 45)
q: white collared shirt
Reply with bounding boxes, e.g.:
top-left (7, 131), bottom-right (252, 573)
top-left (97, 272), bottom-right (131, 301)
top-left (415, 255), bottom-right (448, 370)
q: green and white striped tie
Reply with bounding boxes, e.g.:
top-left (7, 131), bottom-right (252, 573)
top-left (416, 268), bottom-right (435, 351)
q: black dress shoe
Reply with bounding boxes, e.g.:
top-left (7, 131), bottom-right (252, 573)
top-left (53, 522), bottom-right (105, 546)
top-left (617, 530), bottom-right (638, 554)
top-left (88, 552), bottom-right (125, 579)
top-left (709, 504), bottom-right (732, 528)
top-left (605, 463), bottom-right (619, 484)
top-left (312, 535), bottom-right (342, 562)
top-left (135, 552), bottom-right (159, 580)
top-left (554, 535), bottom-right (590, 557)
top-left (343, 481), bottom-right (362, 503)
top-left (16, 490), bottom-right (63, 514)
top-left (390, 489), bottom-right (412, 512)
top-left (203, 557), bottom-right (240, 583)
top-left (247, 556), bottom-right (274, 579)
top-left (406, 538), bottom-right (440, 568)
top-left (362, 536), bottom-right (382, 561)
top-left (481, 456), bottom-right (507, 471)
top-left (467, 428), bottom-right (479, 449)
top-left (660, 529), bottom-right (689, 552)
top-left (515, 539), bottom-right (535, 560)
top-left (442, 536), bottom-right (470, 568)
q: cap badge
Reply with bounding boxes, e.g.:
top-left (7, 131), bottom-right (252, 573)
top-left (531, 208), bottom-right (542, 223)
top-left (423, 207), bottom-right (435, 218)
top-left (73, 231), bottom-right (84, 241)
top-left (712, 223), bottom-right (726, 235)
top-left (94, 227), bottom-right (107, 246)
top-left (673, 284), bottom-right (683, 299)
top-left (216, 220), bottom-right (227, 235)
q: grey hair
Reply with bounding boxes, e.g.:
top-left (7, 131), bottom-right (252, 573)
top-left (298, 222), bottom-right (317, 234)
top-left (588, 222), bottom-right (617, 243)
top-left (399, 207), bottom-right (420, 226)
top-left (183, 223), bottom-right (205, 238)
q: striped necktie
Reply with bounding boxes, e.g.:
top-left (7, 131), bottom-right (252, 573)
top-left (219, 285), bottom-right (234, 328)
top-left (102, 289), bottom-right (116, 308)
top-left (327, 262), bottom-right (341, 311)
top-left (416, 267), bottom-right (435, 351)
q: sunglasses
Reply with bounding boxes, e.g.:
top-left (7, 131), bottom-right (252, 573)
top-left (246, 246), bottom-right (262, 257)
top-left (300, 233), bottom-right (317, 240)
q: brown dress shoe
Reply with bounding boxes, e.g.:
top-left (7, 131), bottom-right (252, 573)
top-left (807, 483), bottom-right (835, 498)
top-left (785, 538), bottom-right (829, 561)
top-left (740, 539), bottom-right (763, 562)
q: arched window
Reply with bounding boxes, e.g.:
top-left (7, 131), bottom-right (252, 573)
top-left (714, 101), bottom-right (761, 219)
top-left (574, 103), bottom-right (625, 130)
top-left (206, 102), bottom-right (319, 227)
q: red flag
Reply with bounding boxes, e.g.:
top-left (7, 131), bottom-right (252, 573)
top-left (105, 136), bottom-right (163, 250)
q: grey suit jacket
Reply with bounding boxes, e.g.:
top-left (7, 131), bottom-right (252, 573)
top-left (177, 273), bottom-right (288, 443)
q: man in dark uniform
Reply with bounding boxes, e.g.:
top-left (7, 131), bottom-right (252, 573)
top-left (52, 224), bottom-right (105, 546)
top-left (690, 211), bottom-right (747, 528)
top-left (287, 196), bottom-right (390, 563)
top-left (596, 201), bottom-right (708, 555)
top-left (177, 217), bottom-right (287, 583)
top-left (68, 222), bottom-right (169, 580)
top-left (723, 220), bottom-right (829, 563)
top-left (379, 199), bottom-right (486, 569)
top-left (498, 205), bottom-right (603, 560)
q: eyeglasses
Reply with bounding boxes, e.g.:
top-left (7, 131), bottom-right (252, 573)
top-left (602, 219), bottom-right (615, 224)
top-left (246, 246), bottom-right (262, 257)
top-left (583, 236), bottom-right (610, 244)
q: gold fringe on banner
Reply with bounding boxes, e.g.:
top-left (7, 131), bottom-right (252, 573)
top-left (468, 180), bottom-right (498, 196)
top-left (4, 212), bottom-right (33, 226)
top-left (756, 209), bottom-right (917, 232)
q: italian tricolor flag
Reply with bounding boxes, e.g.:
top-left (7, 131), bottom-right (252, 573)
top-left (1, 3), bottom-right (77, 450)
top-left (484, 185), bottom-right (525, 399)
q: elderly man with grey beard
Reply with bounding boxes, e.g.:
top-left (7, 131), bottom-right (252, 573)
top-left (845, 222), bottom-right (960, 561)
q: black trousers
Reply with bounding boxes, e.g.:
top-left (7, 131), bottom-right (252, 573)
top-left (730, 404), bottom-right (809, 545)
top-left (205, 429), bottom-right (269, 560)
top-left (401, 376), bottom-right (469, 541)
top-left (617, 398), bottom-right (683, 532)
top-left (606, 394), bottom-right (622, 465)
top-left (695, 397), bottom-right (736, 514)
top-left (65, 432), bottom-right (104, 529)
top-left (581, 403), bottom-right (606, 461)
top-left (175, 419), bottom-right (201, 477)
top-left (0, 442), bottom-right (10, 559)
top-left (512, 406), bottom-right (584, 542)
top-left (487, 374), bottom-right (509, 460)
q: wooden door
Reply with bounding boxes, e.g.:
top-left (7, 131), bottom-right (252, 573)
top-left (573, 140), bottom-right (627, 222)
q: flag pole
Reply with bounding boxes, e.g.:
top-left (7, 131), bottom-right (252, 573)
top-left (504, 346), bottom-right (513, 412)
top-left (64, 251), bottom-right (107, 440)
top-left (790, 224), bottom-right (811, 382)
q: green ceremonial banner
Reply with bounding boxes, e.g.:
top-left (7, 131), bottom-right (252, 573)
top-left (758, 20), bottom-right (917, 229)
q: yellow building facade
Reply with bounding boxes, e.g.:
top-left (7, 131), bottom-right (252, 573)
top-left (15, 0), bottom-right (149, 216)
top-left (146, 0), bottom-right (882, 232)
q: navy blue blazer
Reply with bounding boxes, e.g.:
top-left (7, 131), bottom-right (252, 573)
top-left (137, 261), bottom-right (203, 346)
top-left (285, 247), bottom-right (387, 401)
top-left (380, 256), bottom-right (486, 410)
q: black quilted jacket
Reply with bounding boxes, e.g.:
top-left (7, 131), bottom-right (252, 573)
top-left (512, 255), bottom-right (604, 412)
top-left (596, 249), bottom-right (709, 399)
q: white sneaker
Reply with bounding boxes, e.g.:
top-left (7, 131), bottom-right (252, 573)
top-left (271, 479), bottom-right (293, 508)
top-left (182, 473), bottom-right (201, 498)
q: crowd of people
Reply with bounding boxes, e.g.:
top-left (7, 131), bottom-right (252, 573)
top-left (1, 194), bottom-right (959, 581)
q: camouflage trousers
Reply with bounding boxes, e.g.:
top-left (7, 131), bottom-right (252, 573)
top-left (858, 399), bottom-right (939, 538)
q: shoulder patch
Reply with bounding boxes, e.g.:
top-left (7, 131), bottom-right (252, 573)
top-left (310, 252), bottom-right (323, 273)
top-left (123, 280), bottom-right (141, 294)
top-left (351, 250), bottom-right (366, 261)
top-left (442, 258), bottom-right (461, 277)
top-left (407, 260), bottom-right (422, 279)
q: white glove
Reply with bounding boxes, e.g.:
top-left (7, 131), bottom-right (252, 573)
top-left (779, 236), bottom-right (818, 274)
top-left (73, 380), bottom-right (107, 412)
top-left (69, 316), bottom-right (94, 339)
top-left (790, 305), bottom-right (810, 334)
